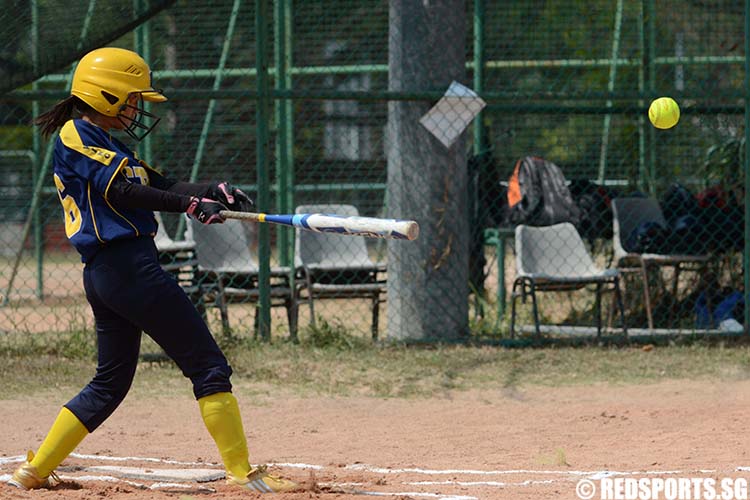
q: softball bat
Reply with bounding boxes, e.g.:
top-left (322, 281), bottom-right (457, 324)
top-left (220, 210), bottom-right (420, 240)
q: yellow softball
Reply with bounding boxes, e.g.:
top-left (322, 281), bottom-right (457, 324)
top-left (648, 97), bottom-right (680, 129)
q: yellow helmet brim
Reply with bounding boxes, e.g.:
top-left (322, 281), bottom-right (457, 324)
top-left (142, 90), bottom-right (167, 102)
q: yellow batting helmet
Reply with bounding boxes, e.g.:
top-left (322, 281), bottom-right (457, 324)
top-left (71, 47), bottom-right (167, 117)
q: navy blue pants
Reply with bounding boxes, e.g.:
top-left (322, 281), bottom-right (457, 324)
top-left (66, 236), bottom-right (232, 432)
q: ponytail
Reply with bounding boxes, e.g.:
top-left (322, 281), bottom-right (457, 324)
top-left (33, 96), bottom-right (93, 139)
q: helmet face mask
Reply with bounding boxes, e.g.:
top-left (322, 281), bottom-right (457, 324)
top-left (71, 48), bottom-right (167, 141)
top-left (117, 92), bottom-right (161, 141)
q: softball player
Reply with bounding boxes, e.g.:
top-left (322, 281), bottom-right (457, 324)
top-left (9, 47), bottom-right (297, 494)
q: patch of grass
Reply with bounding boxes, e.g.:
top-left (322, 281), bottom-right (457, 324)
top-left (536, 448), bottom-right (570, 467)
top-left (56, 328), bottom-right (97, 360)
top-left (298, 318), bottom-right (371, 351)
top-left (4, 330), bottom-right (750, 400)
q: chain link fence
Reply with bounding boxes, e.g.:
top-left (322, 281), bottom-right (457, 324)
top-left (0, 0), bottom-right (748, 343)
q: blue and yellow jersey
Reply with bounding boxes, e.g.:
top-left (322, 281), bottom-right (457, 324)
top-left (52, 119), bottom-right (169, 262)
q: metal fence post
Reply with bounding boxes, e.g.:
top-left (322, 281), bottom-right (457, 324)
top-left (256, 0), bottom-right (272, 340)
top-left (274, 0), bottom-right (294, 270)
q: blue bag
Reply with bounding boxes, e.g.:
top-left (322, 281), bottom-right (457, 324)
top-left (695, 290), bottom-right (744, 329)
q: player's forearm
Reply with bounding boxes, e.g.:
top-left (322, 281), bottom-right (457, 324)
top-left (163, 180), bottom-right (214, 198)
top-left (107, 175), bottom-right (192, 213)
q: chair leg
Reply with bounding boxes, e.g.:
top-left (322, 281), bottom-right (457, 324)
top-left (218, 292), bottom-right (230, 334)
top-left (510, 279), bottom-right (521, 338)
top-left (606, 282), bottom-right (616, 330)
top-left (529, 281), bottom-right (541, 339)
top-left (595, 282), bottom-right (602, 338)
top-left (609, 270), bottom-right (625, 329)
top-left (614, 277), bottom-right (627, 336)
top-left (286, 298), bottom-right (298, 343)
top-left (669, 264), bottom-right (681, 328)
top-left (304, 275), bottom-right (317, 328)
top-left (640, 261), bottom-right (654, 330)
top-left (253, 306), bottom-right (260, 338)
top-left (190, 286), bottom-right (207, 321)
top-left (371, 292), bottom-right (380, 341)
top-left (308, 295), bottom-right (316, 328)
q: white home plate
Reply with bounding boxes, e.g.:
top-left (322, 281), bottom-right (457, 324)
top-left (78, 465), bottom-right (225, 482)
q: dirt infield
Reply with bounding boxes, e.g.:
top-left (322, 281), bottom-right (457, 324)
top-left (1, 379), bottom-right (749, 499)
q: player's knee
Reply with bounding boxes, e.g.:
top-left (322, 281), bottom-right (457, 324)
top-left (191, 362), bottom-right (233, 399)
top-left (98, 374), bottom-right (135, 410)
top-left (67, 373), bottom-right (136, 431)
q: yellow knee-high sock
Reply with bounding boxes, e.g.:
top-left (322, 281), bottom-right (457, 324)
top-left (198, 392), bottom-right (251, 479)
top-left (30, 407), bottom-right (89, 478)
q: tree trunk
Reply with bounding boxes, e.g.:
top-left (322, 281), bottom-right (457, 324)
top-left (386, 0), bottom-right (469, 341)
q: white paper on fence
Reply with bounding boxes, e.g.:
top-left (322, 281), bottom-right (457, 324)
top-left (419, 81), bottom-right (487, 148)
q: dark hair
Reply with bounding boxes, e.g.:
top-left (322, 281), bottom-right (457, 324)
top-left (34, 96), bottom-right (95, 139)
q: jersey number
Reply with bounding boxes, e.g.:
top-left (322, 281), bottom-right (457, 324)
top-left (123, 165), bottom-right (148, 185)
top-left (53, 173), bottom-right (82, 237)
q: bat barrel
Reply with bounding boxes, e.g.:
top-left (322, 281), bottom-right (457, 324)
top-left (299, 213), bottom-right (419, 240)
top-left (220, 210), bottom-right (419, 240)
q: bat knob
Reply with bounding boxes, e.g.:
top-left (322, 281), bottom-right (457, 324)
top-left (406, 221), bottom-right (419, 240)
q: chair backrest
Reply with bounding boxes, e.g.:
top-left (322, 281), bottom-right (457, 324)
top-left (294, 204), bottom-right (375, 268)
top-left (154, 212), bottom-right (195, 251)
top-left (515, 222), bottom-right (601, 278)
top-left (190, 217), bottom-right (258, 273)
top-left (184, 216), bottom-right (195, 243)
top-left (611, 197), bottom-right (667, 259)
top-left (154, 212), bottom-right (174, 248)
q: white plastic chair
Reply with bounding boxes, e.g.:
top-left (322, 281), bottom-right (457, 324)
top-left (510, 222), bottom-right (626, 338)
top-left (294, 204), bottom-right (386, 340)
top-left (153, 213), bottom-right (199, 297)
top-left (154, 212), bottom-right (195, 253)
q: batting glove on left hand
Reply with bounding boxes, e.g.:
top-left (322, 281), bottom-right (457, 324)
top-left (211, 182), bottom-right (254, 212)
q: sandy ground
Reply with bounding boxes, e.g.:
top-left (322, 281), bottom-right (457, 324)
top-left (1, 379), bottom-right (750, 499)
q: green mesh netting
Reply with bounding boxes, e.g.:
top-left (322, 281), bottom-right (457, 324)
top-left (0, 0), bottom-right (175, 95)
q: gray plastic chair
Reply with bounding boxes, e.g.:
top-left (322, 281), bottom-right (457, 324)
top-left (612, 197), bottom-right (711, 330)
top-left (294, 204), bottom-right (386, 340)
top-left (190, 218), bottom-right (297, 339)
top-left (510, 222), bottom-right (626, 338)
